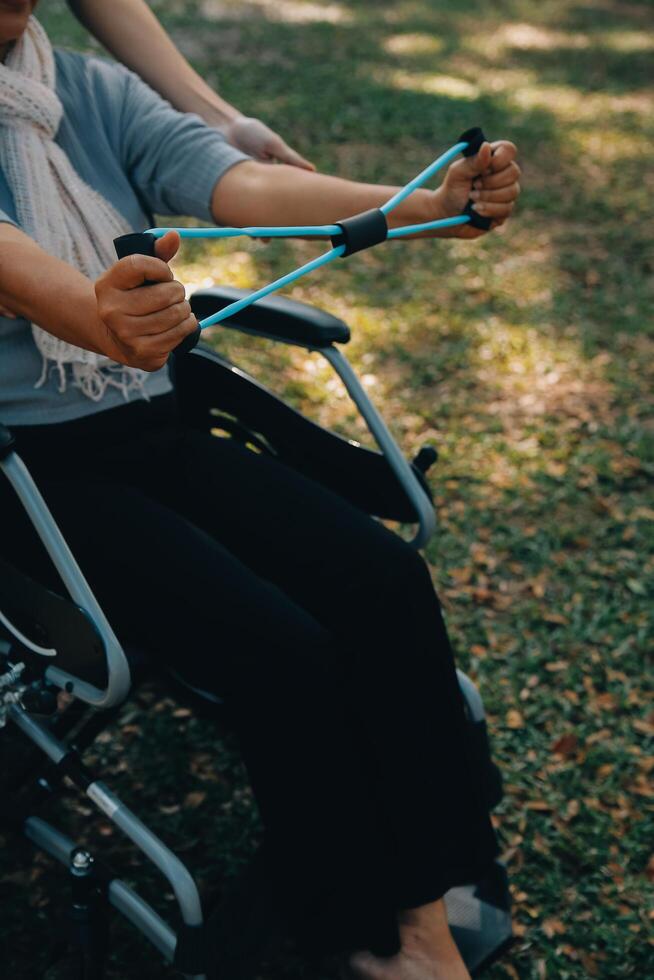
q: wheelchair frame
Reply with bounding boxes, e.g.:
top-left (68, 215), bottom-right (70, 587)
top-left (0, 288), bottom-right (511, 979)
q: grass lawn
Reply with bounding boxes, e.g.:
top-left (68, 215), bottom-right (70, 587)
top-left (1, 1), bottom-right (653, 977)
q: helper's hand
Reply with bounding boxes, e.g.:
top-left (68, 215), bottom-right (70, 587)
top-left (224, 115), bottom-right (316, 171)
top-left (94, 231), bottom-right (197, 371)
top-left (431, 140), bottom-right (520, 238)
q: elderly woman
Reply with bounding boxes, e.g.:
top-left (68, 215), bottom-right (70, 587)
top-left (0, 4), bottom-right (520, 979)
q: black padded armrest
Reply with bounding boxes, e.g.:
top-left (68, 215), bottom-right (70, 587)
top-left (0, 422), bottom-right (15, 461)
top-left (190, 287), bottom-right (350, 348)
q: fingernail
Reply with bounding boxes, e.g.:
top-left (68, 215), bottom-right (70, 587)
top-left (470, 190), bottom-right (480, 201)
top-left (472, 203), bottom-right (486, 214)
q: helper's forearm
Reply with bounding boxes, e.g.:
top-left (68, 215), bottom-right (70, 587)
top-left (0, 226), bottom-right (104, 353)
top-left (211, 162), bottom-right (436, 230)
top-left (67, 0), bottom-right (240, 126)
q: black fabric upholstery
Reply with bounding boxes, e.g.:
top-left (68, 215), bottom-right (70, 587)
top-left (172, 345), bottom-right (432, 523)
top-left (191, 288), bottom-right (350, 347)
top-left (0, 555), bottom-right (107, 688)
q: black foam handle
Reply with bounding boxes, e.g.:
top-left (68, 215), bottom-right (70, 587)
top-left (463, 200), bottom-right (493, 232)
top-left (113, 231), bottom-right (157, 263)
top-left (459, 127), bottom-right (488, 157)
top-left (457, 128), bottom-right (493, 231)
top-left (112, 233), bottom-right (201, 356)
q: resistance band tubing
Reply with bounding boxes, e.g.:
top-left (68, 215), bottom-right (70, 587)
top-left (197, 244), bottom-right (346, 329)
top-left (388, 215), bottom-right (470, 238)
top-left (379, 141), bottom-right (468, 216)
top-left (150, 224), bottom-right (341, 240)
top-left (140, 137), bottom-right (473, 330)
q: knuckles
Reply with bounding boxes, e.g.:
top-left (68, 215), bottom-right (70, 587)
top-left (95, 265), bottom-right (191, 369)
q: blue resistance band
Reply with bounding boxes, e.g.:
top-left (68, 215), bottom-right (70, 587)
top-left (114, 127), bottom-right (491, 354)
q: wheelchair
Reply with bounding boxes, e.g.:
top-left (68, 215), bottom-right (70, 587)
top-left (0, 286), bottom-right (513, 979)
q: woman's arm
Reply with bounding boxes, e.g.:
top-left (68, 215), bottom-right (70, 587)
top-left (66, 0), bottom-right (314, 169)
top-left (211, 141), bottom-right (520, 237)
top-left (0, 224), bottom-right (196, 372)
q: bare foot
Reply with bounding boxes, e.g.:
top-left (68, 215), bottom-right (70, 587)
top-left (346, 899), bottom-right (470, 980)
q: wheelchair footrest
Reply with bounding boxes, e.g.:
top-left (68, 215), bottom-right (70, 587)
top-left (445, 860), bottom-right (513, 977)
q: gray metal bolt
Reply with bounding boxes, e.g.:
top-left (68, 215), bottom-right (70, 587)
top-left (72, 850), bottom-right (93, 870)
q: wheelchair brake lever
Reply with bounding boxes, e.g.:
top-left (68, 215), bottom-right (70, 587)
top-left (113, 233), bottom-right (201, 356)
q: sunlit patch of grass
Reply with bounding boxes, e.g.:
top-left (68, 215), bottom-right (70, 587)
top-left (569, 128), bottom-right (651, 164)
top-left (509, 82), bottom-right (653, 122)
top-left (600, 29), bottom-right (654, 52)
top-left (473, 22), bottom-right (654, 56)
top-left (199, 0), bottom-right (353, 24)
top-left (173, 244), bottom-right (262, 293)
top-left (383, 32), bottom-right (446, 56)
top-left (475, 22), bottom-right (592, 53)
top-left (379, 67), bottom-right (480, 100)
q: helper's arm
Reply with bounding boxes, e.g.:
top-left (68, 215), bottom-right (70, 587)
top-left (66, 0), bottom-right (314, 169)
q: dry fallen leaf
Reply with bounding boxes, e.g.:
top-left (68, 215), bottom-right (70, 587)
top-left (552, 733), bottom-right (578, 756)
top-left (184, 791), bottom-right (207, 810)
top-left (542, 917), bottom-right (566, 938)
top-left (543, 612), bottom-right (569, 626)
top-left (579, 951), bottom-right (600, 976)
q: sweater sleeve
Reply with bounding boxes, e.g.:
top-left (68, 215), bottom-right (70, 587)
top-left (105, 61), bottom-right (250, 221)
top-left (0, 208), bottom-right (18, 227)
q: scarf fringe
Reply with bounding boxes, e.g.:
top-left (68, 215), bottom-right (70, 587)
top-left (36, 356), bottom-right (150, 403)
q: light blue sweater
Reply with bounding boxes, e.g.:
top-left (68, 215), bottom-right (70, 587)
top-left (0, 48), bottom-right (249, 425)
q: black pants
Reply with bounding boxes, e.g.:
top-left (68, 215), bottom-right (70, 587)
top-left (0, 393), bottom-right (497, 956)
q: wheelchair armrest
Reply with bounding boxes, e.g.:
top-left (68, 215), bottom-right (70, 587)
top-left (190, 287), bottom-right (350, 348)
top-left (0, 421), bottom-right (15, 460)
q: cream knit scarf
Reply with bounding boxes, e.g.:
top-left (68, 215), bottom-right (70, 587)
top-left (0, 16), bottom-right (147, 401)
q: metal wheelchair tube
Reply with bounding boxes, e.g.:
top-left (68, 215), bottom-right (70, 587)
top-left (12, 706), bottom-right (205, 979)
top-left (24, 818), bottom-right (182, 972)
top-left (456, 669), bottom-right (486, 723)
top-left (8, 703), bottom-right (68, 763)
top-left (320, 346), bottom-right (437, 548)
top-left (109, 880), bottom-right (178, 965)
top-left (86, 781), bottom-right (204, 925)
top-left (0, 452), bottom-right (131, 708)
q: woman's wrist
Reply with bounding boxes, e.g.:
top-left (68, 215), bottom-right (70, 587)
top-left (180, 81), bottom-right (242, 128)
top-left (387, 187), bottom-right (445, 232)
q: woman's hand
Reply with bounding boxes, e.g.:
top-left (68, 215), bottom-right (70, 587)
top-left (431, 140), bottom-right (521, 238)
top-left (223, 115), bottom-right (315, 171)
top-left (94, 231), bottom-right (198, 371)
